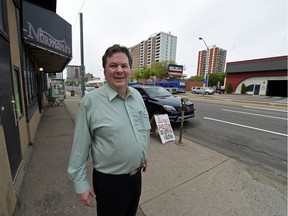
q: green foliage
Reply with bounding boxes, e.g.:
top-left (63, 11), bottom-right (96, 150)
top-left (189, 72), bottom-right (226, 87)
top-left (65, 80), bottom-right (78, 86)
top-left (241, 83), bottom-right (247, 94)
top-left (189, 75), bottom-right (204, 81)
top-left (131, 60), bottom-right (176, 80)
top-left (227, 83), bottom-right (233, 94)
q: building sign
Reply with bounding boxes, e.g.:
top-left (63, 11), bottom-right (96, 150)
top-left (167, 64), bottom-right (183, 76)
top-left (154, 114), bottom-right (175, 144)
top-left (22, 1), bottom-right (72, 57)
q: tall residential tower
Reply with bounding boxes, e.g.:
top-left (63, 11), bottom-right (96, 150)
top-left (129, 32), bottom-right (177, 71)
top-left (197, 46), bottom-right (227, 76)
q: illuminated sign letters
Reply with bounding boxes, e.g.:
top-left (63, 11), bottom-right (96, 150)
top-left (167, 64), bottom-right (183, 76)
top-left (26, 22), bottom-right (71, 55)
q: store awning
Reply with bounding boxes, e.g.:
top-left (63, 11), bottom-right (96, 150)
top-left (22, 1), bottom-right (72, 73)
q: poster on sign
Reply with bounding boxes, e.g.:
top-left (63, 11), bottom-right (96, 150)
top-left (154, 114), bottom-right (175, 144)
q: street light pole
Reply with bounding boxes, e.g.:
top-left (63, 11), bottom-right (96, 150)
top-left (80, 13), bottom-right (85, 97)
top-left (199, 37), bottom-right (209, 96)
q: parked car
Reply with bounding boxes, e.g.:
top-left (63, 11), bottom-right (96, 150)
top-left (215, 87), bottom-right (225, 94)
top-left (84, 86), bottom-right (96, 94)
top-left (132, 85), bottom-right (195, 123)
top-left (191, 86), bottom-right (214, 95)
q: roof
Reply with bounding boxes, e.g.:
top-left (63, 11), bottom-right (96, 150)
top-left (25, 0), bottom-right (56, 12)
top-left (226, 56), bottom-right (287, 73)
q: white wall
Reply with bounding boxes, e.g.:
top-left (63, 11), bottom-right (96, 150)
top-left (235, 76), bottom-right (287, 95)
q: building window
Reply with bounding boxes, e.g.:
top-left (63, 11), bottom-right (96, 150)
top-left (0, 0), bottom-right (7, 36)
top-left (246, 84), bottom-right (254, 92)
top-left (23, 49), bottom-right (37, 115)
top-left (13, 67), bottom-right (23, 118)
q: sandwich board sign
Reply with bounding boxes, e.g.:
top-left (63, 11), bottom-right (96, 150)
top-left (154, 114), bottom-right (175, 144)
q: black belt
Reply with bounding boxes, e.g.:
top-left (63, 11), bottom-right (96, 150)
top-left (129, 165), bottom-right (143, 176)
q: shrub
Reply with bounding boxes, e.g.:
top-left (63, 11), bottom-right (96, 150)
top-left (227, 83), bottom-right (233, 94)
top-left (241, 83), bottom-right (247, 94)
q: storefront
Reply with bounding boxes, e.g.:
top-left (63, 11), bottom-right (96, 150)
top-left (226, 56), bottom-right (287, 96)
top-left (0, 1), bottom-right (72, 214)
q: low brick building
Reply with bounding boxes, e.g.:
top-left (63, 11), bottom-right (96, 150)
top-left (226, 56), bottom-right (287, 96)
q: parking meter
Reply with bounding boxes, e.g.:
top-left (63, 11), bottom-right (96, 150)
top-left (177, 96), bottom-right (188, 145)
top-left (181, 96), bottom-right (188, 104)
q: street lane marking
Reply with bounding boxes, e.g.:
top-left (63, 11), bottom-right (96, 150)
top-left (243, 105), bottom-right (288, 113)
top-left (204, 117), bottom-right (288, 137)
top-left (222, 109), bottom-right (287, 120)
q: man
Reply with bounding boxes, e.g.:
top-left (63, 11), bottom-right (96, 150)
top-left (67, 44), bottom-right (150, 216)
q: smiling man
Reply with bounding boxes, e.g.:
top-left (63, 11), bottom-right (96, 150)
top-left (67, 44), bottom-right (151, 216)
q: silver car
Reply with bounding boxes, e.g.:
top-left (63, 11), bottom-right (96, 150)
top-left (191, 86), bottom-right (214, 95)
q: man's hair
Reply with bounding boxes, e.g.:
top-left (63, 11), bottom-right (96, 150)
top-left (102, 44), bottom-right (132, 68)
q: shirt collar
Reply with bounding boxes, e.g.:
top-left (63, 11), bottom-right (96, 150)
top-left (104, 83), bottom-right (133, 101)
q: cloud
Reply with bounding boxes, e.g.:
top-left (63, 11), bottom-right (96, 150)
top-left (57, 0), bottom-right (287, 78)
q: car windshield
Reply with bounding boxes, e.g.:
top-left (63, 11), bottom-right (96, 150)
top-left (145, 87), bottom-right (172, 98)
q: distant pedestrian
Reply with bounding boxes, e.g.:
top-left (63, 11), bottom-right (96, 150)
top-left (48, 82), bottom-right (52, 96)
top-left (67, 44), bottom-right (151, 216)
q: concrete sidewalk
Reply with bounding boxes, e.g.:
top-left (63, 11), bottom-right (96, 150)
top-left (13, 92), bottom-right (287, 216)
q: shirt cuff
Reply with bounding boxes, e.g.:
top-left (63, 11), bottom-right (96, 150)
top-left (74, 179), bottom-right (90, 194)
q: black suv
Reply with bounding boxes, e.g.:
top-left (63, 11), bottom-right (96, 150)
top-left (132, 85), bottom-right (195, 123)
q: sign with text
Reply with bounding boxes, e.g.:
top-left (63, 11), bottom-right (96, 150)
top-left (167, 64), bottom-right (183, 76)
top-left (154, 114), bottom-right (175, 144)
top-left (22, 1), bottom-right (72, 57)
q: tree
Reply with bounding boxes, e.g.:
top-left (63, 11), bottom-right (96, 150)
top-left (227, 83), bottom-right (233, 94)
top-left (241, 83), bottom-right (247, 94)
top-left (189, 75), bottom-right (204, 81)
top-left (189, 72), bottom-right (226, 87)
top-left (207, 72), bottom-right (226, 87)
top-left (131, 60), bottom-right (176, 81)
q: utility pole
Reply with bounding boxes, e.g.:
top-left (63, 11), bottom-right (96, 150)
top-left (80, 13), bottom-right (85, 97)
top-left (199, 37), bottom-right (209, 96)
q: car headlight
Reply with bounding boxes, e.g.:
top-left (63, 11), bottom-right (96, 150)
top-left (163, 105), bottom-right (176, 111)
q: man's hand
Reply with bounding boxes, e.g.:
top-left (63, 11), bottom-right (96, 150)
top-left (78, 187), bottom-right (96, 207)
top-left (142, 159), bottom-right (148, 172)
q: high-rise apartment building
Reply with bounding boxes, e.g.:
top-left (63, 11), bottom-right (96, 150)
top-left (129, 32), bottom-right (177, 71)
top-left (66, 65), bottom-right (81, 81)
top-left (197, 46), bottom-right (227, 76)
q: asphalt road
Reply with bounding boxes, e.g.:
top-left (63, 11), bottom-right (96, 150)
top-left (66, 86), bottom-right (287, 183)
top-left (172, 97), bottom-right (287, 184)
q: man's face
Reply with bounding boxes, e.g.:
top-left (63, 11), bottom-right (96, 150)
top-left (104, 52), bottom-right (131, 92)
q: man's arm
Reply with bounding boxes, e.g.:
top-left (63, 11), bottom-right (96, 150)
top-left (67, 101), bottom-right (93, 195)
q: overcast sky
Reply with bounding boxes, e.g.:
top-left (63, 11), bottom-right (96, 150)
top-left (56, 0), bottom-right (287, 79)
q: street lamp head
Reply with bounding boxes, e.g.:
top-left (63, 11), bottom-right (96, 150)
top-left (199, 37), bottom-right (203, 40)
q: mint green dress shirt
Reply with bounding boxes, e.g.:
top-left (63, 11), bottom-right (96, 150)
top-left (67, 83), bottom-right (151, 194)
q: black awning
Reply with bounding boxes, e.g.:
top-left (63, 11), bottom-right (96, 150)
top-left (26, 42), bottom-right (71, 73)
top-left (22, 1), bottom-right (72, 73)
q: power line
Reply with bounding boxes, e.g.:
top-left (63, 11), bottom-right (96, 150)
top-left (79, 0), bottom-right (87, 12)
top-left (71, 0), bottom-right (87, 34)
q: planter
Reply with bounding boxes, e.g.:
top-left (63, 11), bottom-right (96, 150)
top-left (70, 90), bottom-right (75, 96)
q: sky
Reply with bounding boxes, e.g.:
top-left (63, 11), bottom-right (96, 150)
top-left (56, 0), bottom-right (287, 79)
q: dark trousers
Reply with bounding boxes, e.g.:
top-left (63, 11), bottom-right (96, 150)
top-left (93, 168), bottom-right (142, 216)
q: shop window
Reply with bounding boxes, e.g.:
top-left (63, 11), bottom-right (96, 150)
top-left (13, 67), bottom-right (23, 118)
top-left (0, 0), bottom-right (7, 36)
top-left (23, 49), bottom-right (38, 118)
top-left (246, 84), bottom-right (254, 92)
